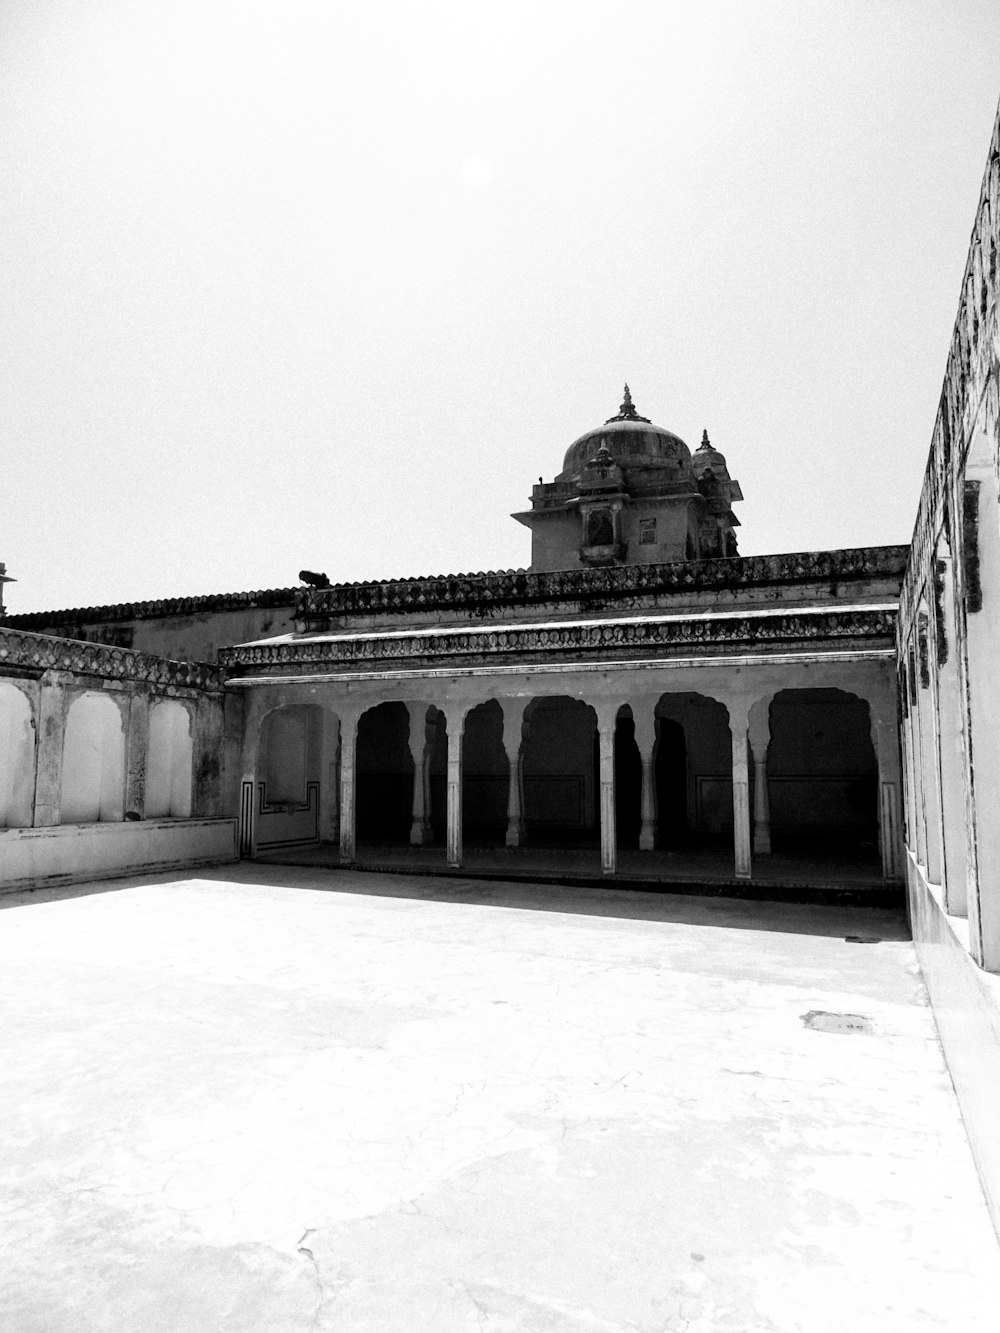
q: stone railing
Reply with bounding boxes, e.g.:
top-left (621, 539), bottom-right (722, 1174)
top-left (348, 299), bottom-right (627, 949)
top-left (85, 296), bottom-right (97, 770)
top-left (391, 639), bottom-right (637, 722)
top-left (294, 547), bottom-right (908, 626)
top-left (222, 606), bottom-right (897, 677)
top-left (0, 627), bottom-right (226, 692)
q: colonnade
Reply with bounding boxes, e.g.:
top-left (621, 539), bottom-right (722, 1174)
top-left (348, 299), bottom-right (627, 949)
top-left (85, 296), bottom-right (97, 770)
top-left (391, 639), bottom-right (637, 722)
top-left (242, 680), bottom-right (903, 883)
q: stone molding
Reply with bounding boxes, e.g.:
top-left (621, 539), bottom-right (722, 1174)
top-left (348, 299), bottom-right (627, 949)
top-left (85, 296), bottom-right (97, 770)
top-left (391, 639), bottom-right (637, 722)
top-left (221, 606), bottom-right (897, 677)
top-left (294, 547), bottom-right (907, 626)
top-left (2, 587), bottom-right (299, 630)
top-left (0, 628), bottom-right (226, 692)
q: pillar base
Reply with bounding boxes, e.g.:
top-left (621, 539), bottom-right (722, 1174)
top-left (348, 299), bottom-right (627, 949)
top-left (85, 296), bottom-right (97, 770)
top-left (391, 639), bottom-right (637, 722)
top-left (753, 830), bottom-right (771, 854)
top-left (505, 820), bottom-right (525, 848)
top-left (409, 822), bottom-right (433, 846)
top-left (639, 827), bottom-right (655, 852)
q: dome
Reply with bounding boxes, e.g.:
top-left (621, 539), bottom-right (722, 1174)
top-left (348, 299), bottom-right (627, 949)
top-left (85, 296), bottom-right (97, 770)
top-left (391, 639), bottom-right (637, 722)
top-left (693, 428), bottom-right (728, 475)
top-left (560, 386), bottom-right (691, 480)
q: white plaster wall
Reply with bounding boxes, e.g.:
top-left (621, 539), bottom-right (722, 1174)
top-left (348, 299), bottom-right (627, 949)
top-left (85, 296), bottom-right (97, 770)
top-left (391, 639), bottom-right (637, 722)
top-left (0, 683), bottom-right (35, 827)
top-left (60, 692), bottom-right (125, 824)
top-left (261, 708), bottom-right (309, 804)
top-left (0, 818), bottom-right (237, 893)
top-left (907, 852), bottom-right (1000, 1241)
top-left (146, 700), bottom-right (193, 818)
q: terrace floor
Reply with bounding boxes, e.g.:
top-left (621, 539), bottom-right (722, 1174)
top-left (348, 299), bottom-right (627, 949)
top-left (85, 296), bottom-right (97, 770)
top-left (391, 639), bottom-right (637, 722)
top-left (1, 865), bottom-right (997, 1331)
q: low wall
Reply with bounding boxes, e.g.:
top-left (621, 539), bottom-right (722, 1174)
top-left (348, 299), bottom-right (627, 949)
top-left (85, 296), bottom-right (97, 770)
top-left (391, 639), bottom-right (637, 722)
top-left (907, 853), bottom-right (1000, 1240)
top-left (0, 818), bottom-right (238, 893)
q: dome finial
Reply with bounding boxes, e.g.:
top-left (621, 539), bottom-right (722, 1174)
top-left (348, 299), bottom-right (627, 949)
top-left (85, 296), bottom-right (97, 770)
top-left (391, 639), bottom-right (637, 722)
top-left (699, 428), bottom-right (711, 450)
top-left (604, 382), bottom-right (650, 424)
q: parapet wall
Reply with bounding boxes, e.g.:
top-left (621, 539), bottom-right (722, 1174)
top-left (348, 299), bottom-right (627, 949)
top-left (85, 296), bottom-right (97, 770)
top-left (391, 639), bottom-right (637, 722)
top-left (294, 547), bottom-right (907, 634)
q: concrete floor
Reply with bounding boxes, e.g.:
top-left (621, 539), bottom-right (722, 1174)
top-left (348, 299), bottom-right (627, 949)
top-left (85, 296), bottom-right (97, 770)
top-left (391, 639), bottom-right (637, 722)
top-left (0, 866), bottom-right (997, 1332)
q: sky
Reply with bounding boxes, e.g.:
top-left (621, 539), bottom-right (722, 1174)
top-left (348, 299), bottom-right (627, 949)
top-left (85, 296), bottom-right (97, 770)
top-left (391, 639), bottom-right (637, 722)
top-left (3, 1), bottom-right (1000, 613)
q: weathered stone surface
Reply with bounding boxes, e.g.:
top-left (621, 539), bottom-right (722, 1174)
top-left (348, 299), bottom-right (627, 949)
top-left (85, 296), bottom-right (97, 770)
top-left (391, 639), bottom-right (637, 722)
top-left (0, 627), bottom-right (225, 692)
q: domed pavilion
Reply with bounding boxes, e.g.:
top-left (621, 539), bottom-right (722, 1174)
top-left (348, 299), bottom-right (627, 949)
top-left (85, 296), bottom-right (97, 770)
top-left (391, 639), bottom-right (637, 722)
top-left (513, 385), bottom-right (743, 571)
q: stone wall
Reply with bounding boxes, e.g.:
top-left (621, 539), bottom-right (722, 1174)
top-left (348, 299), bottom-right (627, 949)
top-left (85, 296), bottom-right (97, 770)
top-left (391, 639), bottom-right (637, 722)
top-left (896, 95), bottom-right (1000, 1240)
top-left (0, 627), bottom-right (240, 892)
top-left (2, 588), bottom-right (297, 665)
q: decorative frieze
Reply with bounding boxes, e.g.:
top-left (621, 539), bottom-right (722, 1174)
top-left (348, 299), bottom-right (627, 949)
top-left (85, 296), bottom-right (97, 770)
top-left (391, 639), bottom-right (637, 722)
top-left (0, 628), bottom-right (226, 692)
top-left (221, 606), bottom-right (897, 678)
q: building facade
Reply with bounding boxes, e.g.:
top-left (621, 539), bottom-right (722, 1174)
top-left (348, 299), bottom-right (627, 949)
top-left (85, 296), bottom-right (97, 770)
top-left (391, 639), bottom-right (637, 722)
top-left (3, 98), bottom-right (1000, 1238)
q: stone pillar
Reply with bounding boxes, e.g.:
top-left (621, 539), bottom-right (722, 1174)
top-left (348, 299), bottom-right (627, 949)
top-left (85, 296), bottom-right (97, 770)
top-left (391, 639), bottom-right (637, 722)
top-left (596, 704), bottom-right (618, 875)
top-left (444, 704), bottom-right (468, 868)
top-left (318, 709), bottom-right (340, 843)
top-left (908, 645), bottom-right (932, 872)
top-left (748, 697), bottom-right (772, 855)
top-left (406, 702), bottom-right (433, 846)
top-left (915, 615), bottom-right (944, 884)
top-left (729, 700), bottom-right (752, 880)
top-left (633, 708), bottom-right (657, 852)
top-left (124, 691), bottom-right (151, 819)
top-left (870, 703), bottom-right (904, 883)
top-left (32, 673), bottom-right (68, 827)
top-left (190, 694), bottom-right (226, 818)
top-left (501, 699), bottom-right (529, 848)
top-left (339, 711), bottom-right (360, 865)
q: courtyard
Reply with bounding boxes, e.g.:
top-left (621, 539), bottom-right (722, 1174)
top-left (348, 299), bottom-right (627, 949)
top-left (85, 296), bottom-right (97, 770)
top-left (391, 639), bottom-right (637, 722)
top-left (1, 865), bottom-right (997, 1331)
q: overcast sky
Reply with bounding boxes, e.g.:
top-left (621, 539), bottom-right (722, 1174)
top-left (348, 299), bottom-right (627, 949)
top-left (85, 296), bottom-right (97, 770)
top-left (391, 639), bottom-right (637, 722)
top-left (3, 1), bottom-right (1000, 613)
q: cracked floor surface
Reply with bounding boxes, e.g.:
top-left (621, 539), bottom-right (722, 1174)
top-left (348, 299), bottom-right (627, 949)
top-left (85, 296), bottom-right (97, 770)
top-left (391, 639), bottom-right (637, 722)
top-left (0, 865), bottom-right (997, 1331)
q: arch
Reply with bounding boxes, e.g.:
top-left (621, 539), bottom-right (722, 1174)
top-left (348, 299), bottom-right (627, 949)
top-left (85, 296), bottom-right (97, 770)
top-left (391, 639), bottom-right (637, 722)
top-left (356, 701), bottom-right (416, 843)
top-left (252, 703), bottom-right (324, 851)
top-left (586, 510), bottom-right (614, 546)
top-left (461, 699), bottom-right (508, 845)
top-left (521, 696), bottom-right (598, 845)
top-left (654, 692), bottom-right (731, 848)
top-left (766, 688), bottom-right (878, 860)
top-left (0, 683), bottom-right (35, 828)
top-left (146, 700), bottom-right (193, 818)
top-left (61, 692), bottom-right (124, 823)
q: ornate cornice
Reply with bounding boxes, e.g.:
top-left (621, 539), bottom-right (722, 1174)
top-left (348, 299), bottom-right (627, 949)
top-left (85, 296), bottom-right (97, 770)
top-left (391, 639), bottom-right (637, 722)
top-left (221, 606), bottom-right (897, 678)
top-left (0, 628), bottom-right (226, 691)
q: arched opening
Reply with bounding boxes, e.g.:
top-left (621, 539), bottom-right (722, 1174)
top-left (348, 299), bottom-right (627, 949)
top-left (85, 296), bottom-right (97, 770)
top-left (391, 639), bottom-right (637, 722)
top-left (61, 692), bottom-right (124, 823)
top-left (521, 697), bottom-right (597, 846)
top-left (256, 704), bottom-right (322, 850)
top-left (586, 511), bottom-right (614, 546)
top-left (766, 688), bottom-right (878, 863)
top-left (356, 702), bottom-right (414, 844)
top-left (654, 693), bottom-right (730, 852)
top-left (146, 700), bottom-right (193, 818)
top-left (462, 700), bottom-right (508, 846)
top-left (0, 683), bottom-right (35, 828)
top-left (653, 717), bottom-right (687, 848)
